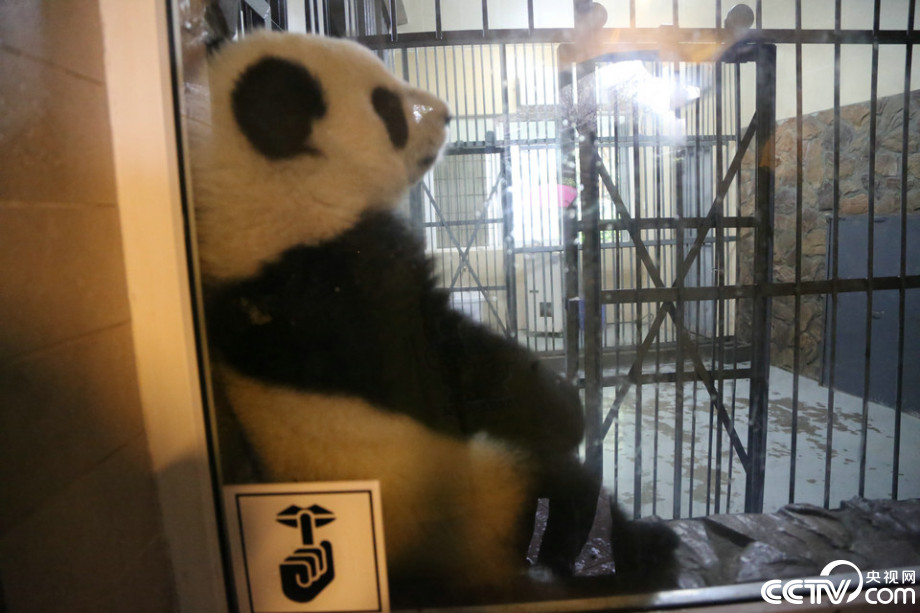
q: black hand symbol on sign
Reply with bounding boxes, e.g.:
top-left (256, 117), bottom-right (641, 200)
top-left (277, 504), bottom-right (335, 603)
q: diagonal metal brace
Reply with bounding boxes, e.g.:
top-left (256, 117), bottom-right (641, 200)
top-left (421, 180), bottom-right (509, 333)
top-left (595, 115), bottom-right (758, 469)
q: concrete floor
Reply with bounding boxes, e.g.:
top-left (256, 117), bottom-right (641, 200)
top-left (598, 365), bottom-right (920, 520)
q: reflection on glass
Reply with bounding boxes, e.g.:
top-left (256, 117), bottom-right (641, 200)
top-left (174, 1), bottom-right (920, 609)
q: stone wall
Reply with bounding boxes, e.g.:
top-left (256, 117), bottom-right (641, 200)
top-left (738, 90), bottom-right (920, 379)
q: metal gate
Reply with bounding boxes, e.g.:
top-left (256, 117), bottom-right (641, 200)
top-left (560, 43), bottom-right (775, 517)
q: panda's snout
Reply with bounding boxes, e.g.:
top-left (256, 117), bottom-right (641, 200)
top-left (403, 88), bottom-right (449, 183)
top-left (411, 103), bottom-right (450, 128)
top-left (407, 90), bottom-right (450, 127)
top-left (411, 104), bottom-right (434, 124)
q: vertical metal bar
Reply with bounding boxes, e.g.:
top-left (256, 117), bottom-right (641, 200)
top-left (435, 0), bottom-right (442, 39)
top-left (691, 64), bottom-right (712, 508)
top-left (387, 0), bottom-right (398, 41)
top-left (423, 48), bottom-right (438, 254)
top-left (425, 45), bottom-right (436, 97)
top-left (273, 0), bottom-right (288, 30)
top-left (482, 0), bottom-right (489, 35)
top-left (790, 0), bottom-right (804, 505)
top-left (409, 185), bottom-right (424, 231)
top-left (725, 54), bottom-right (740, 505)
top-left (893, 0), bottom-right (915, 500)
top-left (448, 47), bottom-right (465, 143)
top-left (466, 46), bottom-right (476, 142)
top-left (704, 60), bottom-right (714, 509)
top-left (578, 58), bottom-right (604, 483)
top-left (640, 128), bottom-right (654, 518)
top-left (523, 48), bottom-right (538, 347)
top-left (673, 63), bottom-right (686, 519)
top-left (700, 97), bottom-right (724, 515)
top-left (325, 0), bottom-right (346, 36)
top-left (727, 59), bottom-right (742, 514)
top-left (524, 45), bottom-right (548, 348)
top-left (745, 43), bottom-right (776, 514)
top-left (672, 0), bottom-right (679, 27)
top-left (399, 43), bottom-right (410, 81)
top-left (690, 63), bottom-right (703, 518)
top-left (714, 57), bottom-right (726, 514)
top-left (355, 0), bottom-right (367, 37)
top-left (824, 1), bottom-right (842, 510)
top-left (610, 69), bottom-right (623, 501)
top-left (482, 45), bottom-right (495, 141)
top-left (441, 151), bottom-right (457, 291)
top-left (632, 73), bottom-right (643, 519)
top-left (714, 225), bottom-right (725, 510)
top-left (613, 79), bottom-right (623, 371)
top-left (527, 0), bottom-right (535, 31)
top-left (859, 0), bottom-right (881, 499)
top-left (697, 64), bottom-right (707, 513)
top-left (462, 46), bottom-right (473, 144)
top-left (560, 55), bottom-right (580, 382)
top-left (500, 45), bottom-right (517, 340)
top-left (652, 60), bottom-right (666, 518)
top-left (549, 44), bottom-right (564, 352)
top-left (304, 0), bottom-right (314, 34)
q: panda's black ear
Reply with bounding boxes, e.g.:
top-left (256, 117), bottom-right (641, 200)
top-left (231, 56), bottom-right (327, 159)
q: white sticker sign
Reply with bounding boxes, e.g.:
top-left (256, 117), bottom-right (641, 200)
top-left (224, 481), bottom-right (389, 613)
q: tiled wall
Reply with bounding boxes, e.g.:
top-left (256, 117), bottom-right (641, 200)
top-left (0, 1), bottom-right (178, 611)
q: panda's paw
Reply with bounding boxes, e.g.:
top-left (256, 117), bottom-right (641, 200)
top-left (609, 508), bottom-right (679, 592)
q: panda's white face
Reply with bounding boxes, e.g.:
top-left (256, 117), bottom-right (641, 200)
top-left (196, 32), bottom-right (450, 281)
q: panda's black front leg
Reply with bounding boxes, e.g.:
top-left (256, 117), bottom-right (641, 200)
top-left (533, 454), bottom-right (678, 592)
top-left (531, 453), bottom-right (601, 577)
top-left (530, 446), bottom-right (679, 592)
top-left (433, 309), bottom-right (678, 591)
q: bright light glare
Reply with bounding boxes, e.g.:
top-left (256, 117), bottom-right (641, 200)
top-left (596, 61), bottom-right (702, 134)
top-left (412, 104), bottom-right (433, 123)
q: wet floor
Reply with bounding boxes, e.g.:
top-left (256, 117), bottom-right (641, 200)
top-left (598, 366), bottom-right (920, 520)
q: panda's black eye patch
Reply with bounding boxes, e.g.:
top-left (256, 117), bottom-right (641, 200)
top-left (371, 87), bottom-right (408, 149)
top-left (232, 56), bottom-right (327, 159)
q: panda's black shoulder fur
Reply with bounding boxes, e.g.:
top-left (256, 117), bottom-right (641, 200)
top-left (205, 210), bottom-right (583, 455)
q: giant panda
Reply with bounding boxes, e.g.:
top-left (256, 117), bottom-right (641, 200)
top-left (194, 30), bottom-right (675, 606)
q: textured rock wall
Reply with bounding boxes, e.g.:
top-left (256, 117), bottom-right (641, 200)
top-left (738, 90), bottom-right (920, 378)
